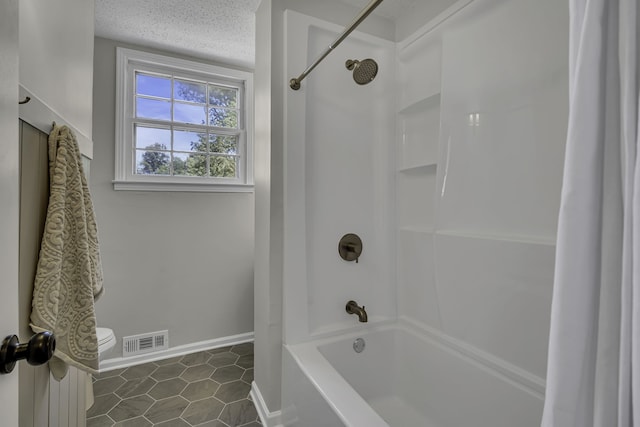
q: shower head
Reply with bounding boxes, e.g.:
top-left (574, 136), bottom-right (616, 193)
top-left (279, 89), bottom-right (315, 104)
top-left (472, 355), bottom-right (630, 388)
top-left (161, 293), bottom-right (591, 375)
top-left (345, 59), bottom-right (378, 85)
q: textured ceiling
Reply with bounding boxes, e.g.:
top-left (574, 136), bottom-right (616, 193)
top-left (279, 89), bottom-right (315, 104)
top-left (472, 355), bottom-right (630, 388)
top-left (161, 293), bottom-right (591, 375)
top-left (94, 0), bottom-right (433, 69)
top-left (95, 0), bottom-right (261, 69)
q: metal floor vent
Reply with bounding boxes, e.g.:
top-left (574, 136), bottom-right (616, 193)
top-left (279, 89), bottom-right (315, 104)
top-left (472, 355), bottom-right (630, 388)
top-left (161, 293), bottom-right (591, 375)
top-left (122, 330), bottom-right (169, 357)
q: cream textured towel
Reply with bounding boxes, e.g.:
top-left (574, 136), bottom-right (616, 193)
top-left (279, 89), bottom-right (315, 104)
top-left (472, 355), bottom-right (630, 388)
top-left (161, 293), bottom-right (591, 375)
top-left (30, 123), bottom-right (104, 380)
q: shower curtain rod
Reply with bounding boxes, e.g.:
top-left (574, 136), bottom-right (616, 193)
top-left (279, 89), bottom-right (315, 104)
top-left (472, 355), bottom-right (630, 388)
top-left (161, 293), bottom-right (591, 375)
top-left (289, 0), bottom-right (384, 90)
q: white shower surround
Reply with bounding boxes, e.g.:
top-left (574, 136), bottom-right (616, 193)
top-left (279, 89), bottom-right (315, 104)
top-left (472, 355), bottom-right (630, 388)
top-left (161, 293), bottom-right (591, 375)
top-left (282, 10), bottom-right (396, 342)
top-left (274, 0), bottom-right (569, 425)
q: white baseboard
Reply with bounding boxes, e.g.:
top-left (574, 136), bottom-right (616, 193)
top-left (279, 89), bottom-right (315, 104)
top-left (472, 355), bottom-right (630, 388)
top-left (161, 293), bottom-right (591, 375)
top-left (251, 381), bottom-right (283, 427)
top-left (99, 332), bottom-right (254, 372)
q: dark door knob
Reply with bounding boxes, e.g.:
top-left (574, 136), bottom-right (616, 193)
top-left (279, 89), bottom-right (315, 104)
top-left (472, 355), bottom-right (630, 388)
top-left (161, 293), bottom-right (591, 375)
top-left (0, 331), bottom-right (56, 374)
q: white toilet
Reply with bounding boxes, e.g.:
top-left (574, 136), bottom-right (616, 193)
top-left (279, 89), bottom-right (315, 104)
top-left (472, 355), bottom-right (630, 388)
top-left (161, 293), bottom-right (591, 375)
top-left (96, 327), bottom-right (116, 361)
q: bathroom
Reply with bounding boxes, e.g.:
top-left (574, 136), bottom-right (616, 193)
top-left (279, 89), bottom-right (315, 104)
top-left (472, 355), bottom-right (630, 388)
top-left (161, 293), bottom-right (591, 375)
top-left (1, 0), bottom-right (637, 426)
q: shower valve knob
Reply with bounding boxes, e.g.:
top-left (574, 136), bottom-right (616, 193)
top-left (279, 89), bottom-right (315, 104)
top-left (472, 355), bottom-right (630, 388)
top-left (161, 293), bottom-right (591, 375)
top-left (339, 233), bottom-right (363, 263)
top-left (0, 331), bottom-right (56, 374)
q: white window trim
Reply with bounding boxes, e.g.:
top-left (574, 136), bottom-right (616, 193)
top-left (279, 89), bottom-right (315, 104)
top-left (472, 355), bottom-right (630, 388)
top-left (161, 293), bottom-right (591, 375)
top-left (114, 47), bottom-right (254, 192)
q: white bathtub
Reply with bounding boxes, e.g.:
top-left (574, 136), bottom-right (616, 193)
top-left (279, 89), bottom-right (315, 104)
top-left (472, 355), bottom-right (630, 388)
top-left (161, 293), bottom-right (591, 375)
top-left (281, 321), bottom-right (544, 427)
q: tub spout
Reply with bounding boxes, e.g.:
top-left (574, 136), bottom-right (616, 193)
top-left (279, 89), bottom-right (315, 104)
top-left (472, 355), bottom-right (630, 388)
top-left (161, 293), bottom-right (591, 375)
top-left (346, 300), bottom-right (368, 323)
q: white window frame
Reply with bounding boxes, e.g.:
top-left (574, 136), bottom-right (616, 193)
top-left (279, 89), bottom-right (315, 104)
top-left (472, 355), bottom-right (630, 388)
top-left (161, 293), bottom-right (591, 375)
top-left (114, 47), bottom-right (254, 192)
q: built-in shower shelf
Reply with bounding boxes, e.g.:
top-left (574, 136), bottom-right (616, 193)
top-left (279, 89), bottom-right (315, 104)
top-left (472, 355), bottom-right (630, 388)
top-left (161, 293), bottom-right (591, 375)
top-left (435, 229), bottom-right (557, 246)
top-left (398, 163), bottom-right (437, 174)
top-left (399, 226), bottom-right (435, 234)
top-left (398, 92), bottom-right (441, 115)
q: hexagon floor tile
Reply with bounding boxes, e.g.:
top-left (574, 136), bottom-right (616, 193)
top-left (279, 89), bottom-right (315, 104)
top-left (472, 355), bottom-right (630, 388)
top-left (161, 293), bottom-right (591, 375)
top-left (87, 342), bottom-right (260, 426)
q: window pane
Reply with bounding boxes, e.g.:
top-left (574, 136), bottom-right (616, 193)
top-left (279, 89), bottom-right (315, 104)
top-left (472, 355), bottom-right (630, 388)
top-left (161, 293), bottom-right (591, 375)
top-left (174, 130), bottom-right (206, 152)
top-left (174, 102), bottom-right (206, 125)
top-left (209, 85), bottom-right (238, 108)
top-left (172, 152), bottom-right (191, 176)
top-left (182, 153), bottom-right (208, 177)
top-left (136, 149), bottom-right (171, 175)
top-left (136, 97), bottom-right (171, 120)
top-left (210, 155), bottom-right (237, 178)
top-left (173, 153), bottom-right (201, 176)
top-left (135, 126), bottom-right (171, 150)
top-left (136, 73), bottom-right (171, 98)
top-left (175, 79), bottom-right (206, 103)
top-left (208, 108), bottom-right (238, 128)
top-left (209, 135), bottom-right (238, 154)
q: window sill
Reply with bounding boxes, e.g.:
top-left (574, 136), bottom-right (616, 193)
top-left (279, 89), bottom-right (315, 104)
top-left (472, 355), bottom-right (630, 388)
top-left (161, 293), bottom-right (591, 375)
top-left (112, 180), bottom-right (255, 193)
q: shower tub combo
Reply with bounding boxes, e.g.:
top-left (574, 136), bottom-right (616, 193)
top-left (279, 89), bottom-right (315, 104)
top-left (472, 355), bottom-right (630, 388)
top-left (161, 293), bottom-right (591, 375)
top-left (277, 0), bottom-right (567, 425)
top-left (283, 321), bottom-right (543, 426)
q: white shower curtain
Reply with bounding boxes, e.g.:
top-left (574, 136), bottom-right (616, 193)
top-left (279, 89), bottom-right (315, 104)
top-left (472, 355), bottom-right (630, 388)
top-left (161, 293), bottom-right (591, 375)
top-left (541, 0), bottom-right (639, 426)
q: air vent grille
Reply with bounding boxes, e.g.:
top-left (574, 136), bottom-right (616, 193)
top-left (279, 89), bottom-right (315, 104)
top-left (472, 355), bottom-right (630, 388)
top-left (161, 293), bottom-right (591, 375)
top-left (122, 330), bottom-right (169, 357)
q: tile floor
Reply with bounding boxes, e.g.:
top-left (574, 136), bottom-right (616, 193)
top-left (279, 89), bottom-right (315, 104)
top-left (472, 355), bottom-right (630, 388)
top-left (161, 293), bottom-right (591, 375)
top-left (87, 342), bottom-right (261, 427)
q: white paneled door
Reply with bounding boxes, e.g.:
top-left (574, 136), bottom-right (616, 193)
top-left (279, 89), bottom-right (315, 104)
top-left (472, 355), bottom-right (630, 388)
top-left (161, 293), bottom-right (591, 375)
top-left (0, 0), bottom-right (22, 425)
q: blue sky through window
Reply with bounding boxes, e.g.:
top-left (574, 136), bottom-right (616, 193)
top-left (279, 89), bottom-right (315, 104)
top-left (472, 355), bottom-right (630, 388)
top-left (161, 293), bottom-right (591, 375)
top-left (136, 98), bottom-right (171, 120)
top-left (174, 130), bottom-right (205, 152)
top-left (174, 103), bottom-right (206, 124)
top-left (136, 74), bottom-right (171, 98)
top-left (135, 126), bottom-right (170, 150)
top-left (136, 72), bottom-right (239, 127)
top-left (132, 71), bottom-right (240, 178)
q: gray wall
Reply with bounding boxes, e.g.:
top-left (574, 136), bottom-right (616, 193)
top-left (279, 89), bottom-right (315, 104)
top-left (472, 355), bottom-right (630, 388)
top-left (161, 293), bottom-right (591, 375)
top-left (91, 37), bottom-right (255, 358)
top-left (20, 0), bottom-right (94, 146)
